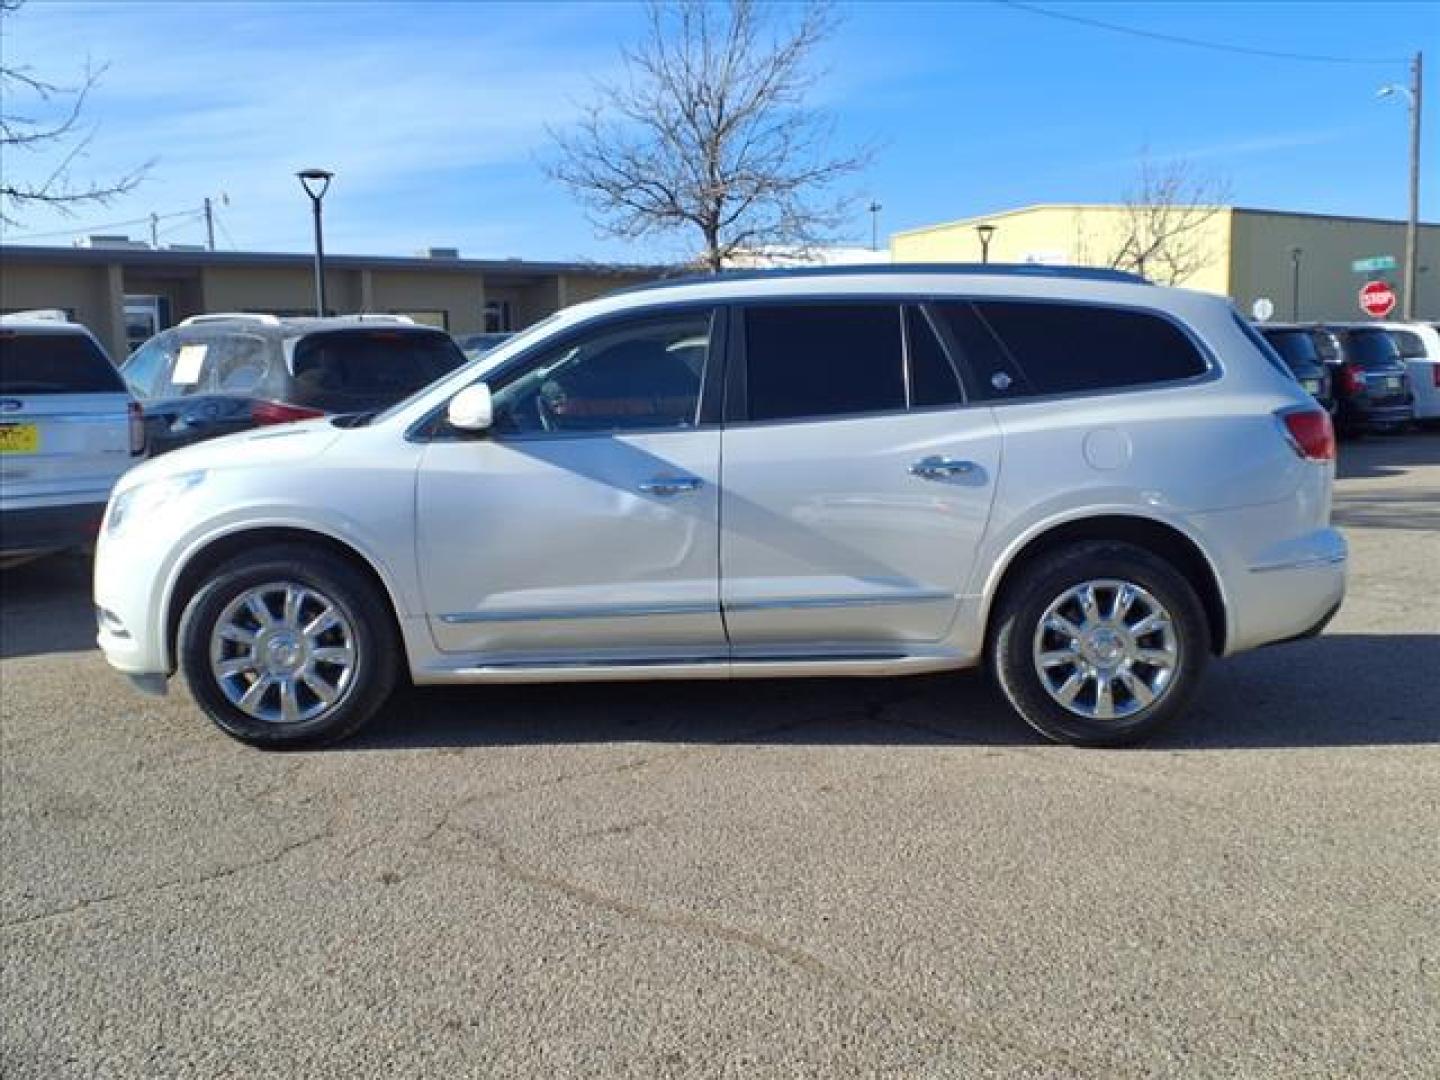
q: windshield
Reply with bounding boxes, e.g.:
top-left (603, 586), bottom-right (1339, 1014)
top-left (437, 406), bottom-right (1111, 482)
top-left (363, 313), bottom-right (563, 426)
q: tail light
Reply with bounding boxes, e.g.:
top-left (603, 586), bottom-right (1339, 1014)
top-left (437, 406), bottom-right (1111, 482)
top-left (1277, 407), bottom-right (1335, 462)
top-left (1340, 364), bottom-right (1366, 396)
top-left (1432, 365), bottom-right (1440, 389)
top-left (127, 400), bottom-right (146, 456)
top-left (251, 400), bottom-right (325, 425)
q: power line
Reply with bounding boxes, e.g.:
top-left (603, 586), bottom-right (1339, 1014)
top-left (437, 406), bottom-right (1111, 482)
top-left (998, 1), bottom-right (1407, 66)
top-left (1, 206), bottom-right (209, 243)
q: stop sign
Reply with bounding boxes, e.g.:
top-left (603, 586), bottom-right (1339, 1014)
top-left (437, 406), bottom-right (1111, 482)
top-left (1359, 280), bottom-right (1397, 318)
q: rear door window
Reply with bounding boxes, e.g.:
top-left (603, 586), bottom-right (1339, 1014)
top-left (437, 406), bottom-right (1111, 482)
top-left (0, 331), bottom-right (124, 394)
top-left (906, 306), bottom-right (964, 408)
top-left (971, 301), bottom-right (1208, 396)
top-left (289, 330), bottom-right (467, 412)
top-left (742, 304), bottom-right (905, 422)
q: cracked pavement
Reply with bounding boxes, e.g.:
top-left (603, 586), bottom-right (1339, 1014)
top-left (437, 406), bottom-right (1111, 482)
top-left (2, 433), bottom-right (1438, 1078)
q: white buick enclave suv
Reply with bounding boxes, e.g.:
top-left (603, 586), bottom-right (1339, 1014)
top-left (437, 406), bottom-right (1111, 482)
top-left (94, 266), bottom-right (1345, 748)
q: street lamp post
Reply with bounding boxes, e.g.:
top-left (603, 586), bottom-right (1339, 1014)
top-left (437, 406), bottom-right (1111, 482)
top-left (1290, 247), bottom-right (1303, 320)
top-left (296, 168), bottom-right (334, 317)
top-left (976, 223), bottom-right (996, 264)
top-left (1379, 52), bottom-right (1423, 320)
top-left (868, 201), bottom-right (883, 252)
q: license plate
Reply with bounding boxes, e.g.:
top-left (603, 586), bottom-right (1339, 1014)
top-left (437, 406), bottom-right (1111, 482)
top-left (0, 423), bottom-right (38, 453)
top-left (1385, 376), bottom-right (1402, 390)
top-left (1302, 379), bottom-right (1320, 394)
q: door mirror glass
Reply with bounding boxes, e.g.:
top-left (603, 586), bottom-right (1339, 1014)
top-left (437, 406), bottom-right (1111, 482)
top-left (447, 383), bottom-right (494, 432)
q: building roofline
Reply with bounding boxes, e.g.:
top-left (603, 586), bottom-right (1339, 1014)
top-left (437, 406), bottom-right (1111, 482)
top-left (0, 243), bottom-right (672, 278)
top-left (892, 203), bottom-right (1438, 239)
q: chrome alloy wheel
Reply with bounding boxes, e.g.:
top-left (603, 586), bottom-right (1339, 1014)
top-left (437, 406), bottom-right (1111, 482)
top-left (209, 582), bottom-right (356, 725)
top-left (1031, 579), bottom-right (1179, 722)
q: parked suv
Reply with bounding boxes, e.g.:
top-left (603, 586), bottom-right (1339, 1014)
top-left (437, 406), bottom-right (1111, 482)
top-left (1315, 323), bottom-right (1414, 433)
top-left (1374, 321), bottom-right (1440, 423)
top-left (94, 266), bottom-right (1344, 749)
top-left (1254, 323), bottom-right (1335, 416)
top-left (122, 313), bottom-right (466, 455)
top-left (1, 312), bottom-right (144, 564)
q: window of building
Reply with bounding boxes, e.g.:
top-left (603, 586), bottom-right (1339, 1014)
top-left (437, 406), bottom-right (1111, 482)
top-left (489, 311), bottom-right (712, 435)
top-left (743, 304), bottom-right (905, 422)
top-left (484, 300), bottom-right (513, 333)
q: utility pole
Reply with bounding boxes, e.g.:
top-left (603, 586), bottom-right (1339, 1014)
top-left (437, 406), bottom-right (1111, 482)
top-left (149, 212), bottom-right (159, 249)
top-left (1404, 51), bottom-right (1422, 320)
top-left (868, 201), bottom-right (882, 251)
top-left (1290, 247), bottom-right (1303, 321)
top-left (203, 197), bottom-right (216, 251)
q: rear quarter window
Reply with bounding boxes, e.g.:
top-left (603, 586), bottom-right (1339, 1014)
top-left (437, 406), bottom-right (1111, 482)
top-left (1341, 329), bottom-right (1403, 369)
top-left (1388, 330), bottom-right (1428, 359)
top-left (0, 331), bottom-right (124, 394)
top-left (963, 301), bottom-right (1208, 398)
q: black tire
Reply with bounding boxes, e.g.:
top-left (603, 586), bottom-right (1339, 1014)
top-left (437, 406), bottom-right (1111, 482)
top-left (989, 541), bottom-right (1210, 747)
top-left (177, 543), bottom-right (399, 749)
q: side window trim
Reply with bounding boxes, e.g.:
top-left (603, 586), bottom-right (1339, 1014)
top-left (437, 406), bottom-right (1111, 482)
top-left (904, 302), bottom-right (969, 409)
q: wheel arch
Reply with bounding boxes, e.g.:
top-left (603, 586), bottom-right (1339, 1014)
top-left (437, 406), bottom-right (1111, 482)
top-left (164, 525), bottom-right (406, 673)
top-left (982, 513), bottom-right (1229, 656)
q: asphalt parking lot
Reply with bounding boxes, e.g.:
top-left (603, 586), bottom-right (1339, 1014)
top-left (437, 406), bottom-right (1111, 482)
top-left (2, 433), bottom-right (1437, 1079)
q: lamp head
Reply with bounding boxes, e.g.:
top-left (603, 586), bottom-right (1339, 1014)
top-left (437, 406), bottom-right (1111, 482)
top-left (296, 168), bottom-right (334, 200)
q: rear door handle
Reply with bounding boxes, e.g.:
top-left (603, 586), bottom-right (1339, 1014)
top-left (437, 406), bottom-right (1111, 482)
top-left (639, 476), bottom-right (703, 497)
top-left (910, 456), bottom-right (977, 480)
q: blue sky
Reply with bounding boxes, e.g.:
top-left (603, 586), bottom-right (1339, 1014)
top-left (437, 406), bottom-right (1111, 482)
top-left (1, 1), bottom-right (1435, 263)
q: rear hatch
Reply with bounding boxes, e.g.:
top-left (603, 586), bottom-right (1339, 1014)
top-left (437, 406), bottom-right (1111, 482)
top-left (285, 328), bottom-right (466, 414)
top-left (0, 329), bottom-right (133, 506)
top-left (1338, 328), bottom-right (1410, 406)
top-left (1259, 328), bottom-right (1331, 403)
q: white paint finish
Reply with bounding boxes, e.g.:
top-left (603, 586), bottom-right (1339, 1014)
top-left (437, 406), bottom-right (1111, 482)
top-left (719, 408), bottom-right (1000, 645)
top-left (415, 430), bottom-right (724, 657)
top-left (92, 269), bottom-right (1347, 697)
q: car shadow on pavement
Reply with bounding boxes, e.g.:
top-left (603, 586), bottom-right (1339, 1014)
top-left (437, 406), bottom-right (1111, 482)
top-left (351, 633), bottom-right (1439, 753)
top-left (0, 554), bottom-right (96, 660)
top-left (1336, 428), bottom-right (1440, 481)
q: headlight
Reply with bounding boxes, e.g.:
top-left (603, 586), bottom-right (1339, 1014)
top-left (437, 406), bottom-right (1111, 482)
top-left (106, 471), bottom-right (207, 536)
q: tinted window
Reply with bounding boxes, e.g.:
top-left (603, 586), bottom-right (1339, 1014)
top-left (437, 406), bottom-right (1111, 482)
top-left (1259, 329), bottom-right (1322, 373)
top-left (973, 301), bottom-right (1207, 395)
top-left (930, 302), bottom-right (1023, 400)
top-left (0, 331), bottom-right (123, 394)
top-left (1389, 330), bottom-right (1427, 359)
top-left (907, 306), bottom-right (963, 408)
top-left (490, 312), bottom-right (711, 434)
top-left (1340, 329), bottom-right (1403, 370)
top-left (290, 330), bottom-right (466, 412)
top-left (744, 304), bottom-right (903, 422)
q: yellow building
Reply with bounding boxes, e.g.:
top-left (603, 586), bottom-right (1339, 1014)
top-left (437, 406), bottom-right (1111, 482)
top-left (893, 205), bottom-right (1439, 321)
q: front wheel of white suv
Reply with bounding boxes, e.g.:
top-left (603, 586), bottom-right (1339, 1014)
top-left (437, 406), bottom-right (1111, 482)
top-left (990, 541), bottom-right (1211, 747)
top-left (177, 544), bottom-right (400, 749)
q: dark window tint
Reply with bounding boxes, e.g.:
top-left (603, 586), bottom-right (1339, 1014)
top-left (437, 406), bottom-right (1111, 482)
top-left (1259, 329), bottom-right (1322, 373)
top-left (290, 330), bottom-right (466, 412)
top-left (929, 302), bottom-right (1024, 400)
top-left (489, 312), bottom-right (710, 434)
top-left (744, 304), bottom-right (903, 422)
top-left (1340, 329), bottom-right (1403, 370)
top-left (906, 307), bottom-right (963, 408)
top-left (0, 331), bottom-right (123, 394)
top-left (1389, 330), bottom-right (1427, 359)
top-left (973, 301), bottom-right (1207, 395)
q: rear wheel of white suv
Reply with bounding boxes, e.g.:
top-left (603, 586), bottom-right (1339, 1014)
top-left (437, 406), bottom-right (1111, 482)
top-left (990, 541), bottom-right (1210, 746)
top-left (177, 544), bottom-right (399, 749)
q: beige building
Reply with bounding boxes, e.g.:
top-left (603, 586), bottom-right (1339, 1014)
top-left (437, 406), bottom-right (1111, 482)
top-left (0, 244), bottom-right (662, 360)
top-left (893, 206), bottom-right (1439, 321)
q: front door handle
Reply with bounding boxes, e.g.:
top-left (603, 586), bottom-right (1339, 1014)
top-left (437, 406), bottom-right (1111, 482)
top-left (910, 456), bottom-right (977, 480)
top-left (639, 476), bottom-right (703, 497)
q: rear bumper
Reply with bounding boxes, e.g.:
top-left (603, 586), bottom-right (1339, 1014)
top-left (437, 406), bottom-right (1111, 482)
top-left (0, 501), bottom-right (107, 555)
top-left (1337, 401), bottom-right (1414, 429)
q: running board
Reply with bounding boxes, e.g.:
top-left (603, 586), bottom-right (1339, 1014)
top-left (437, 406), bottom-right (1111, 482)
top-left (412, 651), bottom-right (967, 685)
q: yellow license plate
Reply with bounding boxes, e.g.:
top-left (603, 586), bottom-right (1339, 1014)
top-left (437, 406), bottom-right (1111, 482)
top-left (0, 423), bottom-right (39, 453)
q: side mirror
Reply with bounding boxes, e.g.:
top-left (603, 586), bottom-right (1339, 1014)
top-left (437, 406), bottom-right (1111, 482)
top-left (447, 383), bottom-right (493, 432)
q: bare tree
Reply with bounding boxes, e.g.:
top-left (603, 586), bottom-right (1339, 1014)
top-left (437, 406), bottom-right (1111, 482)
top-left (1, 0), bottom-right (149, 227)
top-left (546, 0), bottom-right (869, 272)
top-left (1089, 155), bottom-right (1232, 285)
